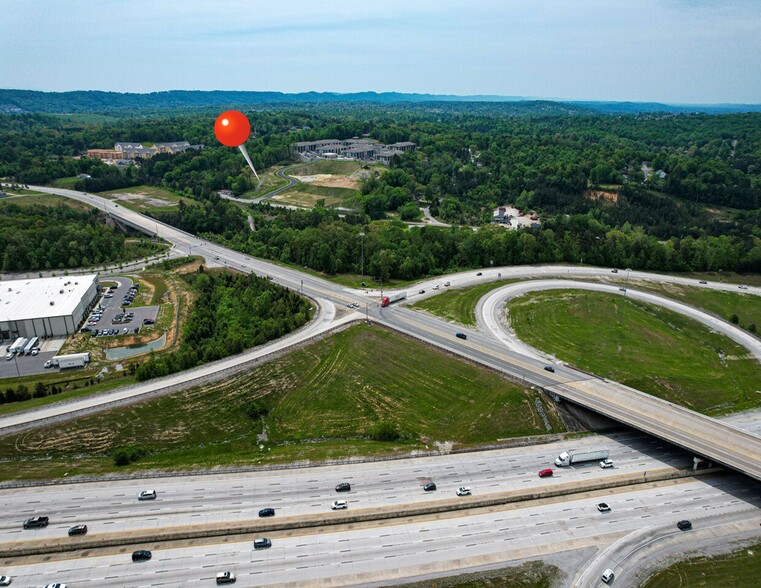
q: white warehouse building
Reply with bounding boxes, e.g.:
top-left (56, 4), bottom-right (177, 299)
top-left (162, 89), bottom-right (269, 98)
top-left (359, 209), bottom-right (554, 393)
top-left (0, 274), bottom-right (100, 341)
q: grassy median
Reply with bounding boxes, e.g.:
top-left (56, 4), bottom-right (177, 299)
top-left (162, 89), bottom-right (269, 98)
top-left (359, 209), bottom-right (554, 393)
top-left (508, 290), bottom-right (761, 414)
top-left (0, 324), bottom-right (562, 481)
top-left (410, 280), bottom-right (517, 325)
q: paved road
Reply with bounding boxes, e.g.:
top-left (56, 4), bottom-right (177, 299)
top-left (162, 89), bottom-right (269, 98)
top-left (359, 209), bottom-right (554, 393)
top-left (217, 166), bottom-right (302, 205)
top-left (0, 431), bottom-right (692, 544)
top-left (3, 185), bottom-right (761, 585)
top-left (2, 475), bottom-right (759, 587)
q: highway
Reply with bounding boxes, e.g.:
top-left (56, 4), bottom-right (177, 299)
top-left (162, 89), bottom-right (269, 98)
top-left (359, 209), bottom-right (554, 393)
top-left (0, 432), bottom-right (692, 544)
top-left (2, 185), bottom-right (759, 586)
top-left (2, 475), bottom-right (759, 587)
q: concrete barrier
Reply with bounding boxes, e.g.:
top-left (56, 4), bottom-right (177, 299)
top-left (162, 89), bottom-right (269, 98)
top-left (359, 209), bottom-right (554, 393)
top-left (0, 466), bottom-right (724, 559)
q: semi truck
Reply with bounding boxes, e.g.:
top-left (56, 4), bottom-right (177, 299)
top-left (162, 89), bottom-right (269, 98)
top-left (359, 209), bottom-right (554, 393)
top-left (23, 337), bottom-right (39, 355)
top-left (52, 352), bottom-right (90, 369)
top-left (9, 337), bottom-right (27, 354)
top-left (381, 291), bottom-right (407, 307)
top-left (554, 449), bottom-right (609, 467)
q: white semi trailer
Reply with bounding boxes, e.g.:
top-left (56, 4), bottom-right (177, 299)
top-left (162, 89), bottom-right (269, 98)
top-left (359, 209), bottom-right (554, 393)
top-left (554, 449), bottom-right (609, 467)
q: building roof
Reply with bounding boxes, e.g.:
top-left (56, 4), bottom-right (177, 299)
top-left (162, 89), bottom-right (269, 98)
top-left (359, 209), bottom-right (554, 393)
top-left (0, 275), bottom-right (97, 322)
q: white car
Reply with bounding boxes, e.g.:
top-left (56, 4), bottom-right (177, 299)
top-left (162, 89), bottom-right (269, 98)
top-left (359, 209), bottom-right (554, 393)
top-left (600, 459), bottom-right (614, 469)
top-left (597, 502), bottom-right (611, 512)
top-left (739, 285), bottom-right (748, 290)
top-left (138, 490), bottom-right (157, 500)
top-left (432, 285), bottom-right (440, 290)
top-left (331, 499), bottom-right (348, 510)
top-left (31, 348), bottom-right (39, 356)
top-left (45, 584), bottom-right (67, 588)
top-left (456, 486), bottom-right (471, 496)
top-left (5, 353), bottom-right (13, 361)
top-left (0, 576), bottom-right (12, 586)
top-left (601, 569), bottom-right (615, 584)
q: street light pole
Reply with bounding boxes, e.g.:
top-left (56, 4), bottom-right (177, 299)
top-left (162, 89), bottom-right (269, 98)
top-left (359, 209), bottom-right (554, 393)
top-left (359, 232), bottom-right (365, 281)
top-left (619, 267), bottom-right (632, 326)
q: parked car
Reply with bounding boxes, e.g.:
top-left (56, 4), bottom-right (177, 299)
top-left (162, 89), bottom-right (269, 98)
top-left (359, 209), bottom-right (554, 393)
top-left (423, 482), bottom-right (437, 492)
top-left (538, 468), bottom-right (553, 478)
top-left (253, 537), bottom-right (272, 549)
top-left (677, 520), bottom-right (692, 530)
top-left (600, 459), bottom-right (614, 469)
top-left (331, 500), bottom-right (348, 510)
top-left (68, 524), bottom-right (88, 536)
top-left (597, 503), bottom-right (611, 512)
top-left (455, 332), bottom-right (467, 340)
top-left (216, 571), bottom-right (236, 584)
top-left (456, 486), bottom-right (471, 496)
top-left (335, 482), bottom-right (351, 492)
top-left (23, 516), bottom-right (49, 529)
top-left (5, 353), bottom-right (14, 361)
top-left (258, 508), bottom-right (275, 517)
top-left (132, 550), bottom-right (152, 562)
top-left (138, 490), bottom-right (157, 501)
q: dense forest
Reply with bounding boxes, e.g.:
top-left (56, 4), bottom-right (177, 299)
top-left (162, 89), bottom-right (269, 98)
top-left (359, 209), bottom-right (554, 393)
top-left (0, 202), bottom-right (162, 271)
top-left (211, 205), bottom-right (761, 279)
top-left (135, 269), bottom-right (312, 381)
top-left (1, 104), bottom-right (759, 278)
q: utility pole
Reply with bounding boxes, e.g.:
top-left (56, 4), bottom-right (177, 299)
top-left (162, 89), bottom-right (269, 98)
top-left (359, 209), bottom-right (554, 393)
top-left (618, 267), bottom-right (632, 326)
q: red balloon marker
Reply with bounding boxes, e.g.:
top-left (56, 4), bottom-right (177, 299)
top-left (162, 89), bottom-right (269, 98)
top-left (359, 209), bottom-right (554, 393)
top-left (214, 110), bottom-right (260, 183)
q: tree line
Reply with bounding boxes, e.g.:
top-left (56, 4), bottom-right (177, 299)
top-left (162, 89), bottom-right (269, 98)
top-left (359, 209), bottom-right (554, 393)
top-left (0, 202), bottom-right (161, 271)
top-left (135, 268), bottom-right (313, 381)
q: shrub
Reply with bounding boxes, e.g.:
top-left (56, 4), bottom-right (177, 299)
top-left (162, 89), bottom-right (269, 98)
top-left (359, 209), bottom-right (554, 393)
top-left (369, 421), bottom-right (401, 442)
top-left (112, 445), bottom-right (149, 467)
top-left (247, 401), bottom-right (269, 420)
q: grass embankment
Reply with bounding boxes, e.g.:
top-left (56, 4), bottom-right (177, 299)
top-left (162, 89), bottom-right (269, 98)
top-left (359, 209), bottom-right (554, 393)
top-left (294, 160), bottom-right (363, 175)
top-left (636, 281), bottom-right (761, 332)
top-left (641, 542), bottom-right (761, 588)
top-left (392, 560), bottom-right (561, 588)
top-left (273, 183), bottom-right (361, 209)
top-left (508, 290), bottom-right (761, 414)
top-left (0, 324), bottom-right (562, 480)
top-left (411, 280), bottom-right (517, 325)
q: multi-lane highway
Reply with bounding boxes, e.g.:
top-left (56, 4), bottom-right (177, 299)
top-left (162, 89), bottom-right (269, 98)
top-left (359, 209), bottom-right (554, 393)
top-left (0, 432), bottom-right (693, 544)
top-left (1, 185), bottom-right (759, 586)
top-left (3, 473), bottom-right (760, 587)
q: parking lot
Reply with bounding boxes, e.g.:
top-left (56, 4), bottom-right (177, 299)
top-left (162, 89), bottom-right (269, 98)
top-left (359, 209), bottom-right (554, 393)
top-left (83, 277), bottom-right (159, 339)
top-left (0, 338), bottom-right (63, 378)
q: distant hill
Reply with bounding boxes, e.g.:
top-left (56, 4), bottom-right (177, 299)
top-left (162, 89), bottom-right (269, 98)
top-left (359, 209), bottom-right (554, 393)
top-left (0, 89), bottom-right (759, 115)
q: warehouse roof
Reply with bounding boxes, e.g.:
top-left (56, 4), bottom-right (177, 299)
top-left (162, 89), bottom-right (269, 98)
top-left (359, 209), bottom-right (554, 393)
top-left (0, 275), bottom-right (97, 322)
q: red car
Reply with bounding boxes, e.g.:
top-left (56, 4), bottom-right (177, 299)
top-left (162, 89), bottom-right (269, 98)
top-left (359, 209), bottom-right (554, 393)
top-left (538, 468), bottom-right (553, 478)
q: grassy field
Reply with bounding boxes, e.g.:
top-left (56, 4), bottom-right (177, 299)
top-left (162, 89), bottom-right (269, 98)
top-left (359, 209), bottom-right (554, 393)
top-left (293, 160), bottom-right (363, 175)
top-left (0, 192), bottom-right (90, 209)
top-left (0, 324), bottom-right (563, 480)
top-left (49, 176), bottom-right (82, 188)
top-left (508, 290), bottom-right (761, 414)
top-left (641, 541), bottom-right (761, 588)
top-left (97, 185), bottom-right (194, 213)
top-left (273, 183), bottom-right (361, 209)
top-left (635, 281), bottom-right (761, 332)
top-left (411, 280), bottom-right (518, 325)
top-left (392, 560), bottom-right (561, 588)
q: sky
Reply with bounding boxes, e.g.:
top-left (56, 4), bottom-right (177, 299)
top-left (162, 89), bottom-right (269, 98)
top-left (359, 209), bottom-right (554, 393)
top-left (3, 0), bottom-right (761, 104)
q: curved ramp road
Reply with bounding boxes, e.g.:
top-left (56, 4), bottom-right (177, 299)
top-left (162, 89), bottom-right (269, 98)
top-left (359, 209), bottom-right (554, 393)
top-left (5, 186), bottom-right (761, 483)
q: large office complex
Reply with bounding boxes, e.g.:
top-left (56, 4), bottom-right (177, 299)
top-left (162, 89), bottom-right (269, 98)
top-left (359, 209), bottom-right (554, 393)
top-left (293, 138), bottom-right (416, 163)
top-left (0, 275), bottom-right (100, 341)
